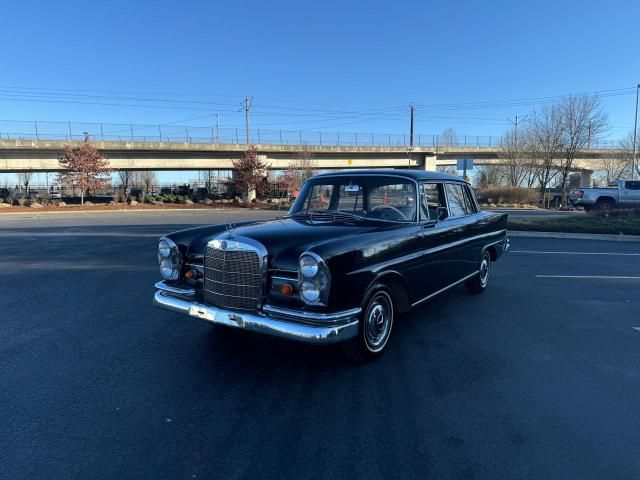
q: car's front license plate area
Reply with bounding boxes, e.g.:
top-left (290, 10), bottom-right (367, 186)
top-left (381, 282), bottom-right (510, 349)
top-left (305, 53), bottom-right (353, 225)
top-left (189, 305), bottom-right (215, 321)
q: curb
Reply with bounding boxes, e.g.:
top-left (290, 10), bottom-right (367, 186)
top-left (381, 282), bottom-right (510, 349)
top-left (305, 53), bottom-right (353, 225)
top-left (0, 207), bottom-right (276, 216)
top-left (508, 230), bottom-right (640, 242)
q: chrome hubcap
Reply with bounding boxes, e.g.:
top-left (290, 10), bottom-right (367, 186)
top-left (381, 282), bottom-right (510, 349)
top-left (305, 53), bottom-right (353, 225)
top-left (480, 256), bottom-right (490, 287)
top-left (364, 294), bottom-right (392, 351)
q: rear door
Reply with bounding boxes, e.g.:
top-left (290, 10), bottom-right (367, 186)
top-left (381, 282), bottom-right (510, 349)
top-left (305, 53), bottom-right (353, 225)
top-left (442, 182), bottom-right (482, 279)
top-left (413, 182), bottom-right (464, 300)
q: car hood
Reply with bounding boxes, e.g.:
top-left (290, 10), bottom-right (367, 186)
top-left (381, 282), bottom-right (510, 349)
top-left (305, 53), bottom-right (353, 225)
top-left (187, 216), bottom-right (386, 271)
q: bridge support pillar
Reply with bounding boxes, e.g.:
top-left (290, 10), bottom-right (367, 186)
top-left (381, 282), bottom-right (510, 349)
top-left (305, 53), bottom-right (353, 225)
top-left (580, 170), bottom-right (593, 188)
top-left (422, 154), bottom-right (437, 171)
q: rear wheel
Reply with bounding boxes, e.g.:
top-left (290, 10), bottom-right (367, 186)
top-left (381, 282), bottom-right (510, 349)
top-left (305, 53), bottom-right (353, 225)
top-left (595, 198), bottom-right (614, 216)
top-left (465, 250), bottom-right (491, 294)
top-left (341, 285), bottom-right (394, 363)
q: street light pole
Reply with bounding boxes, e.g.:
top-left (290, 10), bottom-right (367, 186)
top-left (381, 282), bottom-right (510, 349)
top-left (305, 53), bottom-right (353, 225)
top-left (632, 83), bottom-right (639, 181)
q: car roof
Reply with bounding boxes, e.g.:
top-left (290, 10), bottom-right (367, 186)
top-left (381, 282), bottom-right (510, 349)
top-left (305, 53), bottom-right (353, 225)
top-left (311, 169), bottom-right (465, 183)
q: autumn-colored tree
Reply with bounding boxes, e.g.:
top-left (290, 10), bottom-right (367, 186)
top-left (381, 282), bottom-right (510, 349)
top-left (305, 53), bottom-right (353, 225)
top-left (57, 138), bottom-right (111, 205)
top-left (230, 146), bottom-right (270, 203)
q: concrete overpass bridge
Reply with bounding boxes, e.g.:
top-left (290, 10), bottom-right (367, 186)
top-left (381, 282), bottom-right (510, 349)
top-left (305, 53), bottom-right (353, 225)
top-left (0, 139), bottom-right (612, 186)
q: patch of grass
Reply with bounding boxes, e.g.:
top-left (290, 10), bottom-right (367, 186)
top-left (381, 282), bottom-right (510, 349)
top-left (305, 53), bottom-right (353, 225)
top-left (508, 214), bottom-right (640, 236)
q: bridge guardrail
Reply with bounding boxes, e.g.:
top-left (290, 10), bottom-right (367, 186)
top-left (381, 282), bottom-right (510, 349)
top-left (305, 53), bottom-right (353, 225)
top-left (0, 119), bottom-right (622, 150)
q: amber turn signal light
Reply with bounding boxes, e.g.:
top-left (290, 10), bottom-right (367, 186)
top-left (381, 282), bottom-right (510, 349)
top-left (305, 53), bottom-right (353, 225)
top-left (184, 269), bottom-right (197, 280)
top-left (280, 283), bottom-right (294, 296)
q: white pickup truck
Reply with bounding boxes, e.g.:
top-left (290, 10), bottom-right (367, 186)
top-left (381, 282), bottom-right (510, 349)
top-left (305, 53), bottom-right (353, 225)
top-left (569, 179), bottom-right (640, 212)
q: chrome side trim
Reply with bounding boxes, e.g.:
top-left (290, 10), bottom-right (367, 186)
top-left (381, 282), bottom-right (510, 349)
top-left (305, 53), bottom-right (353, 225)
top-left (352, 229), bottom-right (507, 275)
top-left (154, 281), bottom-right (196, 298)
top-left (263, 304), bottom-right (362, 324)
top-left (411, 272), bottom-right (479, 308)
top-left (154, 292), bottom-right (359, 345)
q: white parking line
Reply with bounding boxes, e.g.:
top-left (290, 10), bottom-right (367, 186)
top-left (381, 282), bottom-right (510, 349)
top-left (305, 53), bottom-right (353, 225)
top-left (535, 275), bottom-right (640, 280)
top-left (512, 250), bottom-right (640, 256)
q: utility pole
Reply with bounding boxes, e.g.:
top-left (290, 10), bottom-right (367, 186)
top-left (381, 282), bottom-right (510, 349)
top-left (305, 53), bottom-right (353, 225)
top-left (409, 104), bottom-right (415, 147)
top-left (632, 84), bottom-right (639, 181)
top-left (215, 114), bottom-right (220, 143)
top-left (245, 97), bottom-right (252, 145)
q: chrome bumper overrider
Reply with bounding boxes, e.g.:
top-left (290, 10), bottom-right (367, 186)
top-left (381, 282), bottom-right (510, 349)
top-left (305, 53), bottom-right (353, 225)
top-left (153, 287), bottom-right (360, 345)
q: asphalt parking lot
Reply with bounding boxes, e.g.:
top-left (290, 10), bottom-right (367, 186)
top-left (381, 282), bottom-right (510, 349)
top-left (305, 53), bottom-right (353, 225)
top-left (1, 210), bottom-right (639, 480)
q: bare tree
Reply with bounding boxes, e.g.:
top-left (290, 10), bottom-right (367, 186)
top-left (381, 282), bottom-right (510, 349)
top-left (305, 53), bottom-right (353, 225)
top-left (17, 171), bottom-right (34, 192)
top-left (474, 165), bottom-right (505, 188)
top-left (199, 170), bottom-right (214, 192)
top-left (118, 170), bottom-right (134, 201)
top-left (518, 127), bottom-right (539, 188)
top-left (139, 171), bottom-right (158, 201)
top-left (594, 131), bottom-right (637, 184)
top-left (440, 127), bottom-right (458, 147)
top-left (528, 104), bottom-right (564, 195)
top-left (597, 153), bottom-right (630, 185)
top-left (436, 165), bottom-right (458, 175)
top-left (500, 128), bottom-right (529, 186)
top-left (280, 145), bottom-right (318, 195)
top-left (557, 95), bottom-right (607, 202)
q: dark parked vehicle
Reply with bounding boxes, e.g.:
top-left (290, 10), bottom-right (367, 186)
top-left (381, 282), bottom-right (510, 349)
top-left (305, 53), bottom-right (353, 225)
top-left (193, 187), bottom-right (209, 201)
top-left (153, 170), bottom-right (509, 360)
top-left (0, 188), bottom-right (12, 202)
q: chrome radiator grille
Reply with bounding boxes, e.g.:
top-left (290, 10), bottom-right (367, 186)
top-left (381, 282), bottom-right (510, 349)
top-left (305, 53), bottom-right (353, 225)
top-left (203, 243), bottom-right (263, 310)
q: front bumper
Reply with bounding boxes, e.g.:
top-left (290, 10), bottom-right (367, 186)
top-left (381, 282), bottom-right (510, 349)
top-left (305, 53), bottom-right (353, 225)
top-left (153, 285), bottom-right (360, 345)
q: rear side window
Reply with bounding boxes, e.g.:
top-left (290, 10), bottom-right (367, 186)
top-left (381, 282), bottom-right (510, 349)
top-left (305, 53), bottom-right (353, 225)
top-left (625, 181), bottom-right (640, 190)
top-left (462, 184), bottom-right (477, 213)
top-left (445, 183), bottom-right (473, 217)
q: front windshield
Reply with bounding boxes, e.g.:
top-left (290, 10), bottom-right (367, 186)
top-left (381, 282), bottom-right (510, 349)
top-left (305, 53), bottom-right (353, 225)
top-left (289, 176), bottom-right (417, 222)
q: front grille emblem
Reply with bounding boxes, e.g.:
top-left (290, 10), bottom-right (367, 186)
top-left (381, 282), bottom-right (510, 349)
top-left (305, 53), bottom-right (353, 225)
top-left (220, 240), bottom-right (227, 250)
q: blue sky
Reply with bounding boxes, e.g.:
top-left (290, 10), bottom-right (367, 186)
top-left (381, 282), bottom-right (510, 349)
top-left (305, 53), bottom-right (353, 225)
top-left (1, 0), bottom-right (639, 184)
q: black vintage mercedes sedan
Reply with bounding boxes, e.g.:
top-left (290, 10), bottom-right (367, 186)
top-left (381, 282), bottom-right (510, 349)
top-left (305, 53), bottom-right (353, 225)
top-left (154, 169), bottom-right (508, 360)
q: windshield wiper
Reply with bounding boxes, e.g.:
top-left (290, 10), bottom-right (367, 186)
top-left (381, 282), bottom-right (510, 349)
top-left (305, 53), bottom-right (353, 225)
top-left (291, 209), bottom-right (362, 222)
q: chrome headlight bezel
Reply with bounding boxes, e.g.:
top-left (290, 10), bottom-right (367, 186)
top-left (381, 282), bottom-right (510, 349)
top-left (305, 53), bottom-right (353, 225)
top-left (158, 237), bottom-right (182, 281)
top-left (298, 252), bottom-right (331, 306)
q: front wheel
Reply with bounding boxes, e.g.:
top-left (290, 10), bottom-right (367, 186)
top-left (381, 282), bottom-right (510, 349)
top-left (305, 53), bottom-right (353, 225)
top-left (341, 285), bottom-right (395, 363)
top-left (465, 250), bottom-right (491, 294)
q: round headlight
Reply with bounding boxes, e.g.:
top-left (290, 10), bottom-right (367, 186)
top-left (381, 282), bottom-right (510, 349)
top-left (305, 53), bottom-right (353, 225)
top-left (160, 258), bottom-right (181, 281)
top-left (158, 239), bottom-right (172, 258)
top-left (299, 255), bottom-right (319, 278)
top-left (301, 281), bottom-right (320, 303)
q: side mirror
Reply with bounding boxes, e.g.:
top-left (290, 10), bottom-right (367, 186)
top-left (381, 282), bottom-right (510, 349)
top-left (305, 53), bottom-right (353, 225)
top-left (436, 207), bottom-right (448, 221)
